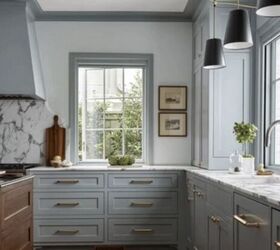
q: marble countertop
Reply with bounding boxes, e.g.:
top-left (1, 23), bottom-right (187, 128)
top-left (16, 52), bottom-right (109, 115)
top-left (187, 168), bottom-right (280, 207)
top-left (28, 164), bottom-right (280, 207)
top-left (0, 175), bottom-right (34, 188)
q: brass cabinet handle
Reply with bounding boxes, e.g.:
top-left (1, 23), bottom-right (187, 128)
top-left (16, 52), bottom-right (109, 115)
top-left (210, 216), bottom-right (220, 224)
top-left (55, 230), bottom-right (79, 235)
top-left (132, 228), bottom-right (154, 233)
top-left (55, 202), bottom-right (80, 207)
top-left (130, 201), bottom-right (153, 208)
top-left (129, 180), bottom-right (153, 184)
top-left (275, 241), bottom-right (280, 248)
top-left (233, 214), bottom-right (261, 228)
top-left (55, 180), bottom-right (79, 184)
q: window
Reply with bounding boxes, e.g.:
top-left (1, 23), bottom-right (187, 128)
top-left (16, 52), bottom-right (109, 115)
top-left (264, 35), bottom-right (280, 166)
top-left (69, 53), bottom-right (153, 164)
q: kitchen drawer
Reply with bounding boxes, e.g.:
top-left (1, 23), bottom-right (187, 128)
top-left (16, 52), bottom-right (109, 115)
top-left (34, 219), bottom-right (104, 243)
top-left (34, 174), bottom-right (104, 190)
top-left (108, 218), bottom-right (177, 242)
top-left (34, 192), bottom-right (104, 216)
top-left (108, 191), bottom-right (178, 215)
top-left (108, 173), bottom-right (178, 189)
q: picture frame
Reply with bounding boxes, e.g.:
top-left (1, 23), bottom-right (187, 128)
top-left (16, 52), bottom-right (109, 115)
top-left (158, 112), bottom-right (187, 137)
top-left (159, 86), bottom-right (187, 111)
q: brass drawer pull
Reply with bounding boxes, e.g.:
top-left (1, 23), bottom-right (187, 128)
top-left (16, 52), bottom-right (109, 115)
top-left (132, 228), bottom-right (154, 233)
top-left (55, 180), bottom-right (79, 184)
top-left (55, 230), bottom-right (79, 235)
top-left (233, 214), bottom-right (261, 228)
top-left (129, 180), bottom-right (153, 184)
top-left (275, 241), bottom-right (280, 248)
top-left (55, 202), bottom-right (80, 207)
top-left (210, 216), bottom-right (220, 224)
top-left (130, 201), bottom-right (154, 208)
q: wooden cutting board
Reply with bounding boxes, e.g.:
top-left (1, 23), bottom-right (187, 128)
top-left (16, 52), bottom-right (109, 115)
top-left (46, 115), bottom-right (66, 166)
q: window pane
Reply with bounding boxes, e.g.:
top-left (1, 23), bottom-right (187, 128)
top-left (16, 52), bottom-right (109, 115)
top-left (105, 130), bottom-right (122, 158)
top-left (124, 68), bottom-right (143, 97)
top-left (85, 131), bottom-right (103, 160)
top-left (86, 101), bottom-right (104, 129)
top-left (86, 69), bottom-right (104, 99)
top-left (124, 98), bottom-right (143, 129)
top-left (105, 99), bottom-right (123, 129)
top-left (125, 130), bottom-right (142, 159)
top-left (276, 38), bottom-right (280, 80)
top-left (105, 68), bottom-right (123, 98)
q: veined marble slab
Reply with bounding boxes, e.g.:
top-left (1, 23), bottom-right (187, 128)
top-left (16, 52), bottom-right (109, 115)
top-left (0, 100), bottom-right (55, 164)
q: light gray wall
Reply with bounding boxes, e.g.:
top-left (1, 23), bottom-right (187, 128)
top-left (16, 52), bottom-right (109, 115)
top-left (35, 21), bottom-right (193, 165)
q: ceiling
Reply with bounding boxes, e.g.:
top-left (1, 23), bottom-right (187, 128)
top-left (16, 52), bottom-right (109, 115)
top-left (36, 0), bottom-right (189, 13)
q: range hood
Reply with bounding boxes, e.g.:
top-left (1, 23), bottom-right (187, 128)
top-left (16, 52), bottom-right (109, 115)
top-left (0, 1), bottom-right (45, 100)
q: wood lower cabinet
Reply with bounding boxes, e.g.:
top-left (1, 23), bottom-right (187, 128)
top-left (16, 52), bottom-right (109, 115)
top-left (0, 178), bottom-right (33, 250)
top-left (233, 193), bottom-right (270, 250)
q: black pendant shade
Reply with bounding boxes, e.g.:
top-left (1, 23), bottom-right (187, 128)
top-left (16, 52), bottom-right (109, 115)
top-left (203, 38), bottom-right (226, 69)
top-left (224, 9), bottom-right (253, 50)
top-left (257, 0), bottom-right (280, 16)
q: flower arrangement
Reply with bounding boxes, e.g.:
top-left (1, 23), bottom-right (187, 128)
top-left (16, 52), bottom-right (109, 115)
top-left (108, 155), bottom-right (135, 166)
top-left (233, 122), bottom-right (258, 158)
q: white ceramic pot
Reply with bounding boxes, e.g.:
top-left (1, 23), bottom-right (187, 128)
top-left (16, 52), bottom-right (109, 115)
top-left (242, 157), bottom-right (255, 174)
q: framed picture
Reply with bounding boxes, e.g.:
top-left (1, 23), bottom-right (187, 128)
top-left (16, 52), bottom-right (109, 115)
top-left (159, 86), bottom-right (187, 111)
top-left (158, 113), bottom-right (187, 137)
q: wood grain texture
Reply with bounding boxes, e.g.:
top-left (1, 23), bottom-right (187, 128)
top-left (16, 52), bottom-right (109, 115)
top-left (0, 179), bottom-right (33, 250)
top-left (46, 115), bottom-right (66, 166)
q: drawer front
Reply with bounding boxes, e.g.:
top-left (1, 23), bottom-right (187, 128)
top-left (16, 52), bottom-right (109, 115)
top-left (108, 218), bottom-right (177, 242)
top-left (34, 174), bottom-right (104, 190)
top-left (34, 219), bottom-right (104, 243)
top-left (34, 192), bottom-right (104, 216)
top-left (1, 180), bottom-right (33, 230)
top-left (108, 191), bottom-right (178, 215)
top-left (108, 173), bottom-right (178, 189)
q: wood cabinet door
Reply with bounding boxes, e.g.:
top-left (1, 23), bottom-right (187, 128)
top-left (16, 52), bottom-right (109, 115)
top-left (272, 209), bottom-right (280, 250)
top-left (234, 194), bottom-right (270, 250)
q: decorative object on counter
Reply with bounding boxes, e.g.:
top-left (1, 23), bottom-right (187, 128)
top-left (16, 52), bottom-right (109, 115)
top-left (158, 86), bottom-right (187, 111)
top-left (256, 163), bottom-right (274, 176)
top-left (50, 155), bottom-right (62, 168)
top-left (158, 112), bottom-right (187, 137)
top-left (108, 155), bottom-right (135, 167)
top-left (229, 150), bottom-right (242, 173)
top-left (233, 122), bottom-right (258, 174)
top-left (256, 0), bottom-right (280, 16)
top-left (203, 1), bottom-right (226, 70)
top-left (224, 0), bottom-right (253, 50)
top-left (46, 115), bottom-right (66, 166)
top-left (61, 160), bottom-right (73, 168)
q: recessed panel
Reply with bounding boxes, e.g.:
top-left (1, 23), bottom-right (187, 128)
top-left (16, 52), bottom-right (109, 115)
top-left (37, 0), bottom-right (189, 12)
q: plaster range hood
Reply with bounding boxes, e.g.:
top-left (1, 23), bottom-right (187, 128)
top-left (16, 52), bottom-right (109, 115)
top-left (0, 1), bottom-right (45, 100)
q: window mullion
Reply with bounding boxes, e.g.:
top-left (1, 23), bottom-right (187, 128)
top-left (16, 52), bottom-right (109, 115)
top-left (103, 68), bottom-right (106, 159)
top-left (122, 68), bottom-right (125, 156)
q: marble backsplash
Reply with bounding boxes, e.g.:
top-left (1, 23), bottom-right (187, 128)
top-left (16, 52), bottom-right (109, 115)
top-left (0, 100), bottom-right (56, 164)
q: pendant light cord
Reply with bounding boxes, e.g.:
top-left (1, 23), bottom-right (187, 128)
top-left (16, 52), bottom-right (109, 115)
top-left (213, 1), bottom-right (216, 38)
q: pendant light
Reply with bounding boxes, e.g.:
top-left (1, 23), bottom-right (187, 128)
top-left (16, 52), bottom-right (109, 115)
top-left (224, 0), bottom-right (253, 50)
top-left (203, 1), bottom-right (226, 70)
top-left (256, 0), bottom-right (280, 17)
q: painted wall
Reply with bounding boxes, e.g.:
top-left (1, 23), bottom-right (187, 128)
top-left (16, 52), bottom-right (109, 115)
top-left (35, 21), bottom-right (192, 165)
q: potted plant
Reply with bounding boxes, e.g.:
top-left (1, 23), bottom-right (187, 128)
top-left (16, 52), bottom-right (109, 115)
top-left (233, 122), bottom-right (258, 174)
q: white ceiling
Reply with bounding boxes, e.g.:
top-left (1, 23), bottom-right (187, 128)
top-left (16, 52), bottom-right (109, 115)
top-left (36, 0), bottom-right (189, 12)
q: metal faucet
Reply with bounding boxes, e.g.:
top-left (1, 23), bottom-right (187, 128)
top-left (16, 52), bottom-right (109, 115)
top-left (265, 120), bottom-right (280, 147)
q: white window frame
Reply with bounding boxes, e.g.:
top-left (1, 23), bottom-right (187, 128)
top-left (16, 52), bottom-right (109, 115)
top-left (69, 53), bottom-right (154, 165)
